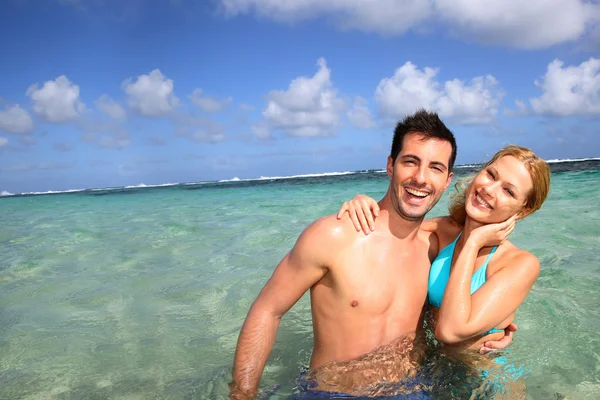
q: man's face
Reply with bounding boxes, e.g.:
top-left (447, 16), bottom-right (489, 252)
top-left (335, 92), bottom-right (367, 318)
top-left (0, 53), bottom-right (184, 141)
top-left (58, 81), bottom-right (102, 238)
top-left (386, 132), bottom-right (454, 221)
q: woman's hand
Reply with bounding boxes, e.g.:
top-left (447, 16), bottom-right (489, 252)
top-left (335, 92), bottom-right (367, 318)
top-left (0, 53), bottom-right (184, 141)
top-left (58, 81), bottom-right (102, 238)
top-left (336, 194), bottom-right (380, 235)
top-left (468, 214), bottom-right (518, 248)
top-left (479, 322), bottom-right (518, 354)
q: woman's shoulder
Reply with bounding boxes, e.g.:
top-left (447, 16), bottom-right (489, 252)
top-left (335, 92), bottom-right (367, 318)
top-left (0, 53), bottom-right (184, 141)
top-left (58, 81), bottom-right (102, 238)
top-left (493, 241), bottom-right (541, 275)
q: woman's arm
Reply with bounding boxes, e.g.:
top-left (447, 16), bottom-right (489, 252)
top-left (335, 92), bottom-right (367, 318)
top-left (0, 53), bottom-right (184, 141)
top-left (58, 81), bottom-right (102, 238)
top-left (336, 195), bottom-right (449, 235)
top-left (436, 217), bottom-right (540, 343)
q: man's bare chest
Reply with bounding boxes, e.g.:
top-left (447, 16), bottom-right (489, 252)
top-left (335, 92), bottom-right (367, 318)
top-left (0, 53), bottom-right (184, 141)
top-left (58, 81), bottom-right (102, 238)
top-left (326, 247), bottom-right (430, 314)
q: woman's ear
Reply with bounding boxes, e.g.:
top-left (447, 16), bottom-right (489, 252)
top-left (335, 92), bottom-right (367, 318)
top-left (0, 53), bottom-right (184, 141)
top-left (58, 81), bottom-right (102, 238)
top-left (517, 208), bottom-right (532, 220)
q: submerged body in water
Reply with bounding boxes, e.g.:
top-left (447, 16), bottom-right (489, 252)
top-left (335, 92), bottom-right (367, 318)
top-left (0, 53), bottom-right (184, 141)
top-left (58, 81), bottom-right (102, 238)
top-left (0, 160), bottom-right (599, 398)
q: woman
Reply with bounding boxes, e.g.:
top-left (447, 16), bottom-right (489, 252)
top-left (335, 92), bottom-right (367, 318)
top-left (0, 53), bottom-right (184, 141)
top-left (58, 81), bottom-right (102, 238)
top-left (337, 145), bottom-right (551, 396)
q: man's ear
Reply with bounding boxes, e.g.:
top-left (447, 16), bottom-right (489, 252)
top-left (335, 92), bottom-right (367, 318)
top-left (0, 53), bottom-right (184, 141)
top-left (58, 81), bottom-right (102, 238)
top-left (386, 156), bottom-right (394, 178)
top-left (444, 172), bottom-right (454, 192)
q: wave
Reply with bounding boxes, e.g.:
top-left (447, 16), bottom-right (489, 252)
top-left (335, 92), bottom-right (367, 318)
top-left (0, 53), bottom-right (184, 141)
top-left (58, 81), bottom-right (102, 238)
top-left (124, 183), bottom-right (178, 189)
top-left (1, 191), bottom-right (15, 197)
top-left (454, 158), bottom-right (600, 169)
top-left (455, 163), bottom-right (482, 168)
top-left (218, 177), bottom-right (240, 183)
top-left (545, 157), bottom-right (600, 164)
top-left (19, 188), bottom-right (86, 196)
top-left (257, 171), bottom-right (356, 180)
top-left (213, 171), bottom-right (358, 184)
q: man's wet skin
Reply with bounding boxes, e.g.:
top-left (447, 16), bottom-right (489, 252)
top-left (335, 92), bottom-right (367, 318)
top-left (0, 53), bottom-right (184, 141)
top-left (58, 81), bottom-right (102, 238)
top-left (305, 215), bottom-right (434, 373)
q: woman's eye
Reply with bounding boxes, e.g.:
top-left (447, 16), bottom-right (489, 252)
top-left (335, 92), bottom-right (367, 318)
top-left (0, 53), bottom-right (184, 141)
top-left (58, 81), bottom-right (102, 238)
top-left (504, 188), bottom-right (515, 197)
top-left (487, 170), bottom-right (495, 180)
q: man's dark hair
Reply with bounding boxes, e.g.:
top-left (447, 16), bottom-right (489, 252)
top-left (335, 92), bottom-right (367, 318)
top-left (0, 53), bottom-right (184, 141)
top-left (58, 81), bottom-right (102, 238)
top-left (390, 109), bottom-right (457, 171)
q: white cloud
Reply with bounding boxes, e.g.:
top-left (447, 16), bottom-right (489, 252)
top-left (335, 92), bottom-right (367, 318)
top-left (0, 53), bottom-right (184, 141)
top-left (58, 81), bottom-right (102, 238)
top-left (26, 75), bottom-right (86, 123)
top-left (375, 62), bottom-right (503, 125)
top-left (0, 105), bottom-right (34, 133)
top-left (504, 100), bottom-right (529, 117)
top-left (220, 0), bottom-right (600, 49)
top-left (258, 57), bottom-right (346, 138)
top-left (95, 94), bottom-right (126, 120)
top-left (123, 69), bottom-right (179, 117)
top-left (252, 122), bottom-right (271, 139)
top-left (189, 89), bottom-right (232, 113)
top-left (524, 58), bottom-right (600, 116)
top-left (435, 0), bottom-right (596, 49)
top-left (220, 0), bottom-right (431, 36)
top-left (174, 116), bottom-right (226, 143)
top-left (81, 121), bottom-right (130, 149)
top-left (347, 97), bottom-right (375, 129)
top-left (0, 137), bottom-right (7, 147)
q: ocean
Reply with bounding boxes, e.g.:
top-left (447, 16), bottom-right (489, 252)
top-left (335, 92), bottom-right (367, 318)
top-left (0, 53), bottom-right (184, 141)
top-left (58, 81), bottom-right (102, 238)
top-left (1, 159), bottom-right (599, 399)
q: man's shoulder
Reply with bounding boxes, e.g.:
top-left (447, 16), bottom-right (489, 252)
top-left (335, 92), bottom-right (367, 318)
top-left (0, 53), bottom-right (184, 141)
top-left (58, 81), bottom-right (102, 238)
top-left (292, 214), bottom-right (357, 251)
top-left (300, 214), bottom-right (358, 244)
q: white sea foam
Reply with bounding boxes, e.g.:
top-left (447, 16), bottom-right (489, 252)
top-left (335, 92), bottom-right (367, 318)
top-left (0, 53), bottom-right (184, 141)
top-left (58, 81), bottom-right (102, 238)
top-left (19, 188), bottom-right (86, 196)
top-left (124, 183), bottom-right (178, 189)
top-left (214, 171), bottom-right (357, 183)
top-left (545, 157), bottom-right (600, 163)
top-left (257, 171), bottom-right (356, 180)
top-left (90, 187), bottom-right (121, 192)
top-left (218, 177), bottom-right (240, 182)
top-left (1, 190), bottom-right (15, 196)
top-left (184, 181), bottom-right (212, 185)
top-left (455, 163), bottom-right (482, 168)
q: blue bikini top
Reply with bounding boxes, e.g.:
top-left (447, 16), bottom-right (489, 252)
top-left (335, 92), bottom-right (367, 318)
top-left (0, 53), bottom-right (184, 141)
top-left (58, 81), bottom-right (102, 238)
top-left (428, 233), bottom-right (503, 335)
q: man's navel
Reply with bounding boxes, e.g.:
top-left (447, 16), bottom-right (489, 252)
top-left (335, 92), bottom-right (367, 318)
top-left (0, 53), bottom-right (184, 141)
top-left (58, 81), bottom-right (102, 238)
top-left (350, 300), bottom-right (359, 308)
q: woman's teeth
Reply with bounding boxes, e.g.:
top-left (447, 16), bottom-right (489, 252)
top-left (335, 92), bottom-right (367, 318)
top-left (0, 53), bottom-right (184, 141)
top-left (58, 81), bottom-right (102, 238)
top-left (406, 187), bottom-right (428, 197)
top-left (475, 192), bottom-right (492, 209)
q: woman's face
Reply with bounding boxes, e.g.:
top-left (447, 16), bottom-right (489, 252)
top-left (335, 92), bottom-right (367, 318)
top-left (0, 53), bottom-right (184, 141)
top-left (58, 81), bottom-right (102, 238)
top-left (465, 155), bottom-right (534, 224)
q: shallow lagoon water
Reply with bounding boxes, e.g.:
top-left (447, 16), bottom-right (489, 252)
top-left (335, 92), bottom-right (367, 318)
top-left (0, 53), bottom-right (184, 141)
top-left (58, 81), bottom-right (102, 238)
top-left (1, 161), bottom-right (599, 399)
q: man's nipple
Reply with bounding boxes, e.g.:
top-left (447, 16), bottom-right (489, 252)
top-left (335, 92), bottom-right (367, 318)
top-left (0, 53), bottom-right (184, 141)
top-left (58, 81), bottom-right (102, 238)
top-left (351, 300), bottom-right (359, 308)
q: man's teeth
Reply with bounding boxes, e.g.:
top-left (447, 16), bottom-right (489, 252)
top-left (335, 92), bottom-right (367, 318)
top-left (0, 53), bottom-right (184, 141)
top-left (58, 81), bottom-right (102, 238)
top-left (406, 188), bottom-right (429, 197)
top-left (475, 193), bottom-right (492, 209)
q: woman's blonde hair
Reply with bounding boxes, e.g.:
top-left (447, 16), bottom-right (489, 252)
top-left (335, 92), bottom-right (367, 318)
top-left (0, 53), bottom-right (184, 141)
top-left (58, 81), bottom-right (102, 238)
top-left (448, 145), bottom-right (551, 226)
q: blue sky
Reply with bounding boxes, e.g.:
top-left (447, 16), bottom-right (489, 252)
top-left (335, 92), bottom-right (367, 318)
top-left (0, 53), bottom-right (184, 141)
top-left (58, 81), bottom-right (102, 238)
top-left (1, 0), bottom-right (599, 194)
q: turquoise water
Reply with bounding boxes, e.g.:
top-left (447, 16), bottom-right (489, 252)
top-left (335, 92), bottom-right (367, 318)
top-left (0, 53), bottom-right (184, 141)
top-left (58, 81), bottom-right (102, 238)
top-left (1, 161), bottom-right (599, 399)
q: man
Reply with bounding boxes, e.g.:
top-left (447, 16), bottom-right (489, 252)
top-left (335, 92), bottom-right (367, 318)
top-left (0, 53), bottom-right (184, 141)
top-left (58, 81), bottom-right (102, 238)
top-left (230, 110), bottom-right (511, 398)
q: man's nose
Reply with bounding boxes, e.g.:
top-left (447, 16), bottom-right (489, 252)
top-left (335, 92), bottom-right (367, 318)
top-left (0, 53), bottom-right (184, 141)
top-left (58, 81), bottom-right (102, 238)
top-left (413, 166), bottom-right (427, 184)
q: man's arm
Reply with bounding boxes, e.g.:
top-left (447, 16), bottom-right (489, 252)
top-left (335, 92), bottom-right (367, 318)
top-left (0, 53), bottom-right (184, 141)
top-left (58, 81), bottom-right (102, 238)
top-left (230, 218), bottom-right (334, 399)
